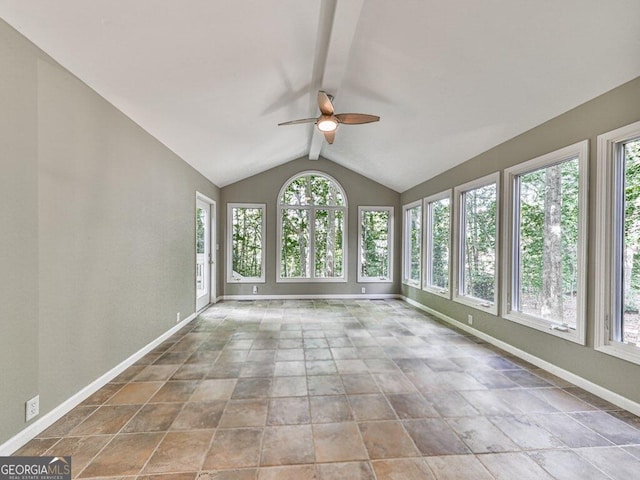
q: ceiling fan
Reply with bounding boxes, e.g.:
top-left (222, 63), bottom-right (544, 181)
top-left (278, 91), bottom-right (380, 144)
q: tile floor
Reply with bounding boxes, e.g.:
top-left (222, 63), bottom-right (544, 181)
top-left (14, 299), bottom-right (640, 479)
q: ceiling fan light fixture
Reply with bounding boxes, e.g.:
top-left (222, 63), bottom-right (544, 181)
top-left (278, 91), bottom-right (379, 144)
top-left (317, 116), bottom-right (338, 132)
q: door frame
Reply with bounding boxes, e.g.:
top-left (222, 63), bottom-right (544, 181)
top-left (196, 192), bottom-right (217, 310)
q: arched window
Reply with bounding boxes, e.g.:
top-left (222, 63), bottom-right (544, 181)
top-left (278, 172), bottom-right (347, 281)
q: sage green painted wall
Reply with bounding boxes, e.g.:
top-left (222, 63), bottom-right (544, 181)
top-left (401, 76), bottom-right (640, 404)
top-left (221, 157), bottom-right (401, 296)
top-left (0, 19), bottom-right (40, 448)
top-left (0, 19), bottom-right (220, 446)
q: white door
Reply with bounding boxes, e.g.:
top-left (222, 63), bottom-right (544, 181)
top-left (196, 198), bottom-right (212, 311)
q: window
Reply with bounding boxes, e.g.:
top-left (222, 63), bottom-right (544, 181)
top-left (596, 121), bottom-right (640, 364)
top-left (402, 201), bottom-right (422, 286)
top-left (454, 173), bottom-right (499, 313)
top-left (196, 195), bottom-right (214, 311)
top-left (196, 203), bottom-right (208, 294)
top-left (503, 141), bottom-right (588, 343)
top-left (358, 206), bottom-right (393, 282)
top-left (277, 172), bottom-right (347, 282)
top-left (227, 203), bottom-right (265, 282)
top-left (424, 191), bottom-right (451, 297)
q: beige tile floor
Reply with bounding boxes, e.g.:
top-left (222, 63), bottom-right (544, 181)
top-left (14, 299), bottom-right (640, 479)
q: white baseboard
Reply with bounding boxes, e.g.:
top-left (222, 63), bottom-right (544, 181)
top-left (402, 296), bottom-right (640, 417)
top-left (223, 293), bottom-right (402, 301)
top-left (0, 312), bottom-right (197, 456)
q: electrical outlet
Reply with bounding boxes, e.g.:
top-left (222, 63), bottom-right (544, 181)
top-left (176, 312), bottom-right (181, 323)
top-left (361, 287), bottom-right (366, 294)
top-left (252, 285), bottom-right (258, 294)
top-left (467, 314), bottom-right (473, 325)
top-left (26, 395), bottom-right (39, 421)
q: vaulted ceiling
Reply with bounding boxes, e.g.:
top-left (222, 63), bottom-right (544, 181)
top-left (1, 1), bottom-right (639, 191)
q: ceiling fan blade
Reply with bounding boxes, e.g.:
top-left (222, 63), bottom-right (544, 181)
top-left (335, 113), bottom-right (380, 125)
top-left (323, 130), bottom-right (336, 144)
top-left (278, 118), bottom-right (317, 126)
top-left (317, 91), bottom-right (334, 116)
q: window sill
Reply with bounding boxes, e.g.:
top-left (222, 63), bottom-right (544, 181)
top-left (595, 342), bottom-right (640, 366)
top-left (453, 295), bottom-right (498, 316)
top-left (423, 286), bottom-right (450, 299)
top-left (276, 277), bottom-right (347, 283)
top-left (503, 312), bottom-right (585, 345)
top-left (358, 277), bottom-right (393, 283)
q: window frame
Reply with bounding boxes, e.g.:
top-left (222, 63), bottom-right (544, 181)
top-left (423, 190), bottom-right (452, 298)
top-left (357, 206), bottom-right (394, 283)
top-left (226, 203), bottom-right (266, 283)
top-left (595, 120), bottom-right (640, 364)
top-left (402, 200), bottom-right (423, 287)
top-left (453, 172), bottom-right (500, 315)
top-left (502, 140), bottom-right (588, 344)
top-left (276, 171), bottom-right (348, 283)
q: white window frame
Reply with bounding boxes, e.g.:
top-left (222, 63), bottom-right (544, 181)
top-left (423, 190), bottom-right (452, 298)
top-left (595, 120), bottom-right (640, 364)
top-left (402, 200), bottom-right (422, 287)
top-left (276, 171), bottom-right (348, 283)
top-left (357, 206), bottom-right (394, 283)
top-left (453, 172), bottom-right (500, 315)
top-left (227, 203), bottom-right (266, 283)
top-left (502, 141), bottom-right (588, 344)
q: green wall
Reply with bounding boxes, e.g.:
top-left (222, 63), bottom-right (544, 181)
top-left (401, 76), bottom-right (640, 405)
top-left (0, 19), bottom-right (220, 446)
top-left (0, 17), bottom-right (40, 450)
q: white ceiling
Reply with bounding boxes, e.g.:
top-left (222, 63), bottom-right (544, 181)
top-left (1, 0), bottom-right (639, 192)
